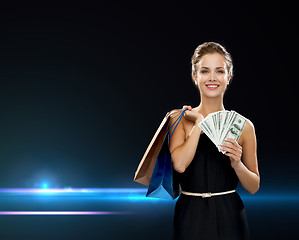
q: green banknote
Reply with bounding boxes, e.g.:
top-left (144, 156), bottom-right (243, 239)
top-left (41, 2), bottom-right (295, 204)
top-left (198, 110), bottom-right (247, 154)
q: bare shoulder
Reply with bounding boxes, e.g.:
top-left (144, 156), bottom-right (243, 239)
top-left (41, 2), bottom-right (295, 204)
top-left (168, 109), bottom-right (186, 153)
top-left (168, 109), bottom-right (184, 122)
top-left (169, 108), bottom-right (198, 140)
top-left (169, 108), bottom-right (186, 129)
top-left (239, 118), bottom-right (256, 146)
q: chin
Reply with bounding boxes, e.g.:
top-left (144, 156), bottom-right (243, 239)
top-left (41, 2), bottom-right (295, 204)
top-left (200, 89), bottom-right (225, 97)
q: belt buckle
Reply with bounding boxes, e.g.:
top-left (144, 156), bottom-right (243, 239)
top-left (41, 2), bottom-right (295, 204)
top-left (202, 192), bottom-right (212, 198)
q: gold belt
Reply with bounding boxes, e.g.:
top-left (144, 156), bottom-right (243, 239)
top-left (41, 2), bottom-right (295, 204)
top-left (181, 189), bottom-right (236, 198)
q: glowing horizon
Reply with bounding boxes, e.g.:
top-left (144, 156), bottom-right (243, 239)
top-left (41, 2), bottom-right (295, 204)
top-left (0, 188), bottom-right (298, 202)
top-left (0, 211), bottom-right (129, 215)
top-left (0, 188), bottom-right (147, 193)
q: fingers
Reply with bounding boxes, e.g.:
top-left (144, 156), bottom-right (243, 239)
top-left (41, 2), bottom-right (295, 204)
top-left (182, 105), bottom-right (192, 119)
top-left (220, 139), bottom-right (242, 158)
top-left (182, 105), bottom-right (192, 111)
top-left (224, 152), bottom-right (240, 161)
top-left (222, 138), bottom-right (235, 145)
top-left (221, 145), bottom-right (242, 159)
top-left (220, 138), bottom-right (241, 149)
top-left (222, 146), bottom-right (241, 156)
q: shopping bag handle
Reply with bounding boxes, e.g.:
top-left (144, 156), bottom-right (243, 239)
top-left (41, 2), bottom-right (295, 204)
top-left (167, 109), bottom-right (188, 140)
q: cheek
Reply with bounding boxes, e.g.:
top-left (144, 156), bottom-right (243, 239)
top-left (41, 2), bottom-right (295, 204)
top-left (197, 78), bottom-right (207, 88)
top-left (197, 75), bottom-right (208, 83)
top-left (218, 74), bottom-right (229, 84)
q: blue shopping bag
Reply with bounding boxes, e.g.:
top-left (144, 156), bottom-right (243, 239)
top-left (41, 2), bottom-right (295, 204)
top-left (146, 109), bottom-right (188, 200)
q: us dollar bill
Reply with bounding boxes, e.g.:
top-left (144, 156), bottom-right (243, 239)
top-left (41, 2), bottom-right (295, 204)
top-left (198, 110), bottom-right (247, 154)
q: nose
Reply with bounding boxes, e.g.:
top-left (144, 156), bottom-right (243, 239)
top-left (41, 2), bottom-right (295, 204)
top-left (210, 71), bottom-right (216, 81)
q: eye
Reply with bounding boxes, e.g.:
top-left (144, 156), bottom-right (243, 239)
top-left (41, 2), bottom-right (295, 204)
top-left (217, 70), bottom-right (224, 74)
top-left (201, 70), bottom-right (208, 74)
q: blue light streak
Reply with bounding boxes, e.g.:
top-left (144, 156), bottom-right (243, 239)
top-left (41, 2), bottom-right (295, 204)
top-left (0, 188), bottom-right (298, 216)
top-left (0, 211), bottom-right (128, 215)
top-left (0, 188), bottom-right (298, 202)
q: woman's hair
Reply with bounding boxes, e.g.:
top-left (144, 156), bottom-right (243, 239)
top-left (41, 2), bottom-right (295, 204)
top-left (191, 42), bottom-right (233, 85)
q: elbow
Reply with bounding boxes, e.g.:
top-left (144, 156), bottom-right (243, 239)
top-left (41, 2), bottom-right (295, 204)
top-left (172, 161), bottom-right (186, 174)
top-left (171, 150), bottom-right (187, 173)
top-left (249, 187), bottom-right (259, 195)
top-left (249, 179), bottom-right (260, 195)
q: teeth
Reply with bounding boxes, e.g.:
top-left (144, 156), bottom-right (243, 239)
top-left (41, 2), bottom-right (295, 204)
top-left (207, 85), bottom-right (218, 88)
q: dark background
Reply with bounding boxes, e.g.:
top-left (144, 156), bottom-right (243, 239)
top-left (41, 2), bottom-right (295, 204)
top-left (0, 1), bottom-right (298, 239)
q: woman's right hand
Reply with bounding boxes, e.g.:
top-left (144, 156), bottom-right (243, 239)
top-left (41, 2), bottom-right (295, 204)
top-left (182, 105), bottom-right (204, 123)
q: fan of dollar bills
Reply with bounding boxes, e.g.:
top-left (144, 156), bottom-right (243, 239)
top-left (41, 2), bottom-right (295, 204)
top-left (198, 110), bottom-right (247, 154)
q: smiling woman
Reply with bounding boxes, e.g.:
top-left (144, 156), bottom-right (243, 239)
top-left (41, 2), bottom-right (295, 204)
top-left (191, 42), bottom-right (233, 95)
top-left (191, 42), bottom-right (233, 80)
top-left (169, 42), bottom-right (259, 240)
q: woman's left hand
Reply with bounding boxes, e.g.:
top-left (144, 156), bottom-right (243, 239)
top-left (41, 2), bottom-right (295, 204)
top-left (220, 138), bottom-right (243, 169)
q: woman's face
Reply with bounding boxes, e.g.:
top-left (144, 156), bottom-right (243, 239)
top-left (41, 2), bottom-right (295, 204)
top-left (194, 53), bottom-right (230, 97)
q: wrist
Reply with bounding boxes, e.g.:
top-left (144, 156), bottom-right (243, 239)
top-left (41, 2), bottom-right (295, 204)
top-left (232, 160), bottom-right (244, 172)
top-left (195, 121), bottom-right (202, 133)
top-left (195, 118), bottom-right (202, 125)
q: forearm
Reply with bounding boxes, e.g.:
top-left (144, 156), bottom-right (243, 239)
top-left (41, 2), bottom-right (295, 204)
top-left (171, 121), bottom-right (202, 173)
top-left (233, 161), bottom-right (260, 194)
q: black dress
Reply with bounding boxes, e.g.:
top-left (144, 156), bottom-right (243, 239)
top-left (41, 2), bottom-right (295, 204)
top-left (173, 133), bottom-right (250, 240)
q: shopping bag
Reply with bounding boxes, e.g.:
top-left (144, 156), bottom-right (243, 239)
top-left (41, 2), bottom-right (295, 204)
top-left (144, 109), bottom-right (187, 199)
top-left (145, 109), bottom-right (186, 199)
top-left (134, 108), bottom-right (185, 186)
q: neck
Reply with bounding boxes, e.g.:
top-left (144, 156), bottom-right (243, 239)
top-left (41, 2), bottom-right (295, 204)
top-left (196, 95), bottom-right (225, 117)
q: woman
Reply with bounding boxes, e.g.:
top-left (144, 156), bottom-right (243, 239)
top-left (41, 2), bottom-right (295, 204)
top-left (169, 42), bottom-right (260, 240)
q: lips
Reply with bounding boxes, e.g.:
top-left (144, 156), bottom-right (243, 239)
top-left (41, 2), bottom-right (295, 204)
top-left (206, 84), bottom-right (220, 90)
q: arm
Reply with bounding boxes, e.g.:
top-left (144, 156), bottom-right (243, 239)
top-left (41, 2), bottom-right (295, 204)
top-left (221, 120), bottom-right (260, 194)
top-left (169, 116), bottom-right (202, 173)
top-left (235, 120), bottom-right (260, 194)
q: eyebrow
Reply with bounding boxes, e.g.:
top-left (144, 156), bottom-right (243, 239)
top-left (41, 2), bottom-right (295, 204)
top-left (201, 67), bottom-right (224, 69)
